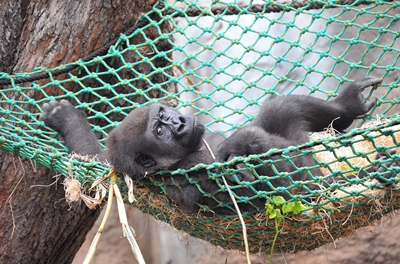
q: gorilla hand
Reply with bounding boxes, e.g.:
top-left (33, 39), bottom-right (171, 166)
top-left (366, 150), bottom-right (400, 182)
top-left (216, 126), bottom-right (290, 182)
top-left (39, 100), bottom-right (105, 159)
top-left (216, 127), bottom-right (267, 161)
top-left (40, 100), bottom-right (85, 133)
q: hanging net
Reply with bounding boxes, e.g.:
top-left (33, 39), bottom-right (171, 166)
top-left (1, 0), bottom-right (400, 254)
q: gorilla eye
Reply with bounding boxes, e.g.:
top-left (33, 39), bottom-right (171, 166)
top-left (157, 126), bottom-right (162, 135)
top-left (159, 109), bottom-right (164, 119)
top-left (136, 154), bottom-right (156, 168)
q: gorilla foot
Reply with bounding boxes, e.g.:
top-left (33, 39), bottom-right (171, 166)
top-left (335, 76), bottom-right (382, 117)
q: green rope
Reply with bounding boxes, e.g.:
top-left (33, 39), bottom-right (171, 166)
top-left (1, 0), bottom-right (400, 253)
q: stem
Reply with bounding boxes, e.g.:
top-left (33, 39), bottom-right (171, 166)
top-left (270, 217), bottom-right (284, 264)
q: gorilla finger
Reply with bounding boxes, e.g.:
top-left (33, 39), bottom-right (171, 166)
top-left (42, 102), bottom-right (50, 109)
top-left (236, 170), bottom-right (255, 182)
top-left (60, 99), bottom-right (73, 107)
top-left (355, 77), bottom-right (382, 91)
top-left (48, 100), bottom-right (61, 107)
top-left (381, 169), bottom-right (398, 181)
top-left (216, 148), bottom-right (230, 163)
top-left (41, 101), bottom-right (60, 112)
top-left (389, 149), bottom-right (397, 155)
top-left (375, 153), bottom-right (384, 159)
top-left (374, 158), bottom-right (399, 180)
top-left (38, 113), bottom-right (46, 121)
top-left (363, 97), bottom-right (377, 112)
top-left (376, 166), bottom-right (385, 173)
top-left (375, 150), bottom-right (394, 160)
top-left (227, 154), bottom-right (238, 162)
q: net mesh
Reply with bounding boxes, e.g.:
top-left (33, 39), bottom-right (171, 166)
top-left (1, 0), bottom-right (400, 253)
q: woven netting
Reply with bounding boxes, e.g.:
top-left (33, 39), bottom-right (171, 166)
top-left (1, 0), bottom-right (400, 254)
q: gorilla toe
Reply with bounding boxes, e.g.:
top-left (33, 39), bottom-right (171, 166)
top-left (354, 76), bottom-right (382, 91)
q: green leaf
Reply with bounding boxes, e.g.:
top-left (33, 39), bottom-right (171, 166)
top-left (265, 203), bottom-right (273, 210)
top-left (272, 196), bottom-right (286, 206)
top-left (268, 209), bottom-right (277, 219)
top-left (292, 201), bottom-right (307, 215)
top-left (282, 202), bottom-right (295, 214)
top-left (265, 203), bottom-right (274, 214)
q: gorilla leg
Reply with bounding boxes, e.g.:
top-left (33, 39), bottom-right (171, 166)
top-left (253, 77), bottom-right (381, 142)
top-left (39, 100), bottom-right (107, 160)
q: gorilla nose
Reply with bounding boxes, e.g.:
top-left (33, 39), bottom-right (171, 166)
top-left (171, 115), bottom-right (190, 137)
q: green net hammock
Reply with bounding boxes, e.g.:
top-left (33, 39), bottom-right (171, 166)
top-left (1, 0), bottom-right (400, 254)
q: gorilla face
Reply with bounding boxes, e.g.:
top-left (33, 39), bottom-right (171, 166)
top-left (106, 103), bottom-right (205, 178)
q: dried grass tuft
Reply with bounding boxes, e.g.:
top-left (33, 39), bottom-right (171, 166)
top-left (63, 177), bottom-right (83, 204)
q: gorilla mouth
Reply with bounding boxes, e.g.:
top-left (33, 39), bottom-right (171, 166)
top-left (188, 117), bottom-right (197, 140)
top-left (188, 117), bottom-right (205, 150)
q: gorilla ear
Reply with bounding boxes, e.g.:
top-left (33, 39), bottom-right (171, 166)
top-left (136, 153), bottom-right (156, 168)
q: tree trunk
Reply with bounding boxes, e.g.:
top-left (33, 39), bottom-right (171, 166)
top-left (0, 1), bottom-right (175, 263)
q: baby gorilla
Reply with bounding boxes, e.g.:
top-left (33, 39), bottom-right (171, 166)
top-left (40, 76), bottom-right (394, 216)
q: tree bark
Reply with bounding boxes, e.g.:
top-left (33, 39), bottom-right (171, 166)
top-left (0, 1), bottom-right (175, 263)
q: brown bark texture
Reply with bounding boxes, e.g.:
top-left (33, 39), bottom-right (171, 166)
top-left (0, 0), bottom-right (173, 263)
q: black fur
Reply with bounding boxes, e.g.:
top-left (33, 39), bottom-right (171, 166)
top-left (40, 76), bottom-right (395, 216)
